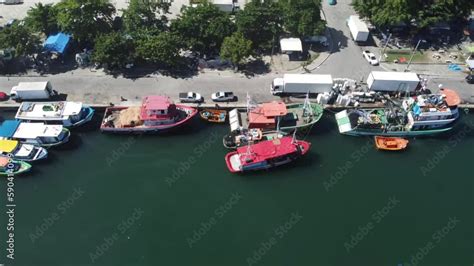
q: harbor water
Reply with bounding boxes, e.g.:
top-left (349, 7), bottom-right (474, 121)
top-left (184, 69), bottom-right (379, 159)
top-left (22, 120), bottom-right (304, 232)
top-left (1, 110), bottom-right (473, 265)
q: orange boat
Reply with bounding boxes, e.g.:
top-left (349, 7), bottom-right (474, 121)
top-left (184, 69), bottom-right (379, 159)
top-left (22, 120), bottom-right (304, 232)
top-left (199, 109), bottom-right (227, 123)
top-left (374, 136), bottom-right (409, 151)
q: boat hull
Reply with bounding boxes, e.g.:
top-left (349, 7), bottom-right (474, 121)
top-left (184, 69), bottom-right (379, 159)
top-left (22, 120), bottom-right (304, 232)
top-left (224, 140), bottom-right (311, 173)
top-left (279, 103), bottom-right (324, 132)
top-left (1, 160), bottom-right (32, 176)
top-left (199, 109), bottom-right (227, 123)
top-left (342, 127), bottom-right (452, 137)
top-left (100, 106), bottom-right (198, 134)
top-left (70, 106), bottom-right (95, 127)
top-left (17, 128), bottom-right (71, 148)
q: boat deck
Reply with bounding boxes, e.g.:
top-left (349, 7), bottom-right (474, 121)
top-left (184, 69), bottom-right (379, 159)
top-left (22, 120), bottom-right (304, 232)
top-left (16, 102), bottom-right (83, 120)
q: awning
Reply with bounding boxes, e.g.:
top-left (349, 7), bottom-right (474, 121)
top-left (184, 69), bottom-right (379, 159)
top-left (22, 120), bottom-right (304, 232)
top-left (280, 38), bottom-right (303, 53)
top-left (43, 33), bottom-right (71, 54)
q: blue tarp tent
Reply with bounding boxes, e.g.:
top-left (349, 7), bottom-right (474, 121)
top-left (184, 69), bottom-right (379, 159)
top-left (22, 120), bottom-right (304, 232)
top-left (0, 120), bottom-right (20, 138)
top-left (43, 33), bottom-right (71, 54)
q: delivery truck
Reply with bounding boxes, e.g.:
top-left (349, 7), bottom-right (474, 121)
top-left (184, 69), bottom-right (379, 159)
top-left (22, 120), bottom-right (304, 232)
top-left (347, 15), bottom-right (369, 42)
top-left (271, 74), bottom-right (333, 96)
top-left (366, 71), bottom-right (420, 92)
top-left (10, 81), bottom-right (57, 101)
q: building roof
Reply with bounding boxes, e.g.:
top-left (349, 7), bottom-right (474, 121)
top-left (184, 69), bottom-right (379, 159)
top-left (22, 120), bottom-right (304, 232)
top-left (43, 33), bottom-right (71, 54)
top-left (13, 123), bottom-right (63, 139)
top-left (0, 120), bottom-right (21, 138)
top-left (280, 38), bottom-right (303, 52)
top-left (370, 71), bottom-right (420, 82)
top-left (283, 74), bottom-right (333, 84)
top-left (0, 139), bottom-right (19, 153)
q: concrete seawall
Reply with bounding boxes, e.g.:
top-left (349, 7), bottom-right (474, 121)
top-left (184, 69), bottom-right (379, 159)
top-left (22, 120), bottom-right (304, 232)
top-left (1, 102), bottom-right (473, 112)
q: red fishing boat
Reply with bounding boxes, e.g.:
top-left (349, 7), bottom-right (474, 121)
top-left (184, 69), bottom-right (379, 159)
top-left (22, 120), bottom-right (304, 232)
top-left (100, 96), bottom-right (197, 133)
top-left (225, 136), bottom-right (311, 173)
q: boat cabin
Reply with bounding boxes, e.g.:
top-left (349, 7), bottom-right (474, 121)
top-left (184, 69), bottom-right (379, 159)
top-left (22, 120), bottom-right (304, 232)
top-left (0, 120), bottom-right (67, 145)
top-left (404, 89), bottom-right (460, 130)
top-left (16, 101), bottom-right (85, 126)
top-left (140, 96), bottom-right (178, 126)
top-left (248, 101), bottom-right (288, 129)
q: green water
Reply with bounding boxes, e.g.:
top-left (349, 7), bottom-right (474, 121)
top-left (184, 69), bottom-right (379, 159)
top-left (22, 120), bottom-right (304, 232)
top-left (1, 111), bottom-right (473, 266)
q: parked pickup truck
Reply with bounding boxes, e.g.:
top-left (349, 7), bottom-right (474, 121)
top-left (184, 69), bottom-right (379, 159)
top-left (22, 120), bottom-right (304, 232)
top-left (179, 92), bottom-right (203, 103)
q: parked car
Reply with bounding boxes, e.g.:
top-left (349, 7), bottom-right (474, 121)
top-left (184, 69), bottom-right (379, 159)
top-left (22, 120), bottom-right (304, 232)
top-left (466, 74), bottom-right (474, 84)
top-left (362, 50), bottom-right (379, 65)
top-left (328, 0), bottom-right (336, 5)
top-left (211, 91), bottom-right (236, 102)
top-left (0, 92), bottom-right (9, 101)
top-left (179, 92), bottom-right (203, 103)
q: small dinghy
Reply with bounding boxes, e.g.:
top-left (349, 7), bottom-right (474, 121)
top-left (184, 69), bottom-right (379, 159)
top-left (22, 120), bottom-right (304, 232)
top-left (200, 109), bottom-right (227, 123)
top-left (0, 156), bottom-right (32, 176)
top-left (374, 136), bottom-right (409, 151)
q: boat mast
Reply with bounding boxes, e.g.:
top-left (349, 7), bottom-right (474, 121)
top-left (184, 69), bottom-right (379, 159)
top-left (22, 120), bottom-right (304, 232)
top-left (303, 92), bottom-right (313, 117)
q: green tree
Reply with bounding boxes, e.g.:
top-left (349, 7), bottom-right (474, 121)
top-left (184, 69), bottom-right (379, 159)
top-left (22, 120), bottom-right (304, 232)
top-left (171, 1), bottom-right (235, 57)
top-left (235, 0), bottom-right (282, 52)
top-left (25, 3), bottom-right (59, 35)
top-left (122, 0), bottom-right (170, 36)
top-left (220, 32), bottom-right (252, 68)
top-left (280, 0), bottom-right (325, 37)
top-left (92, 32), bottom-right (135, 69)
top-left (55, 0), bottom-right (115, 47)
top-left (414, 0), bottom-right (474, 28)
top-left (352, 0), bottom-right (474, 29)
top-left (136, 32), bottom-right (183, 67)
top-left (352, 0), bottom-right (414, 28)
top-left (0, 24), bottom-right (40, 57)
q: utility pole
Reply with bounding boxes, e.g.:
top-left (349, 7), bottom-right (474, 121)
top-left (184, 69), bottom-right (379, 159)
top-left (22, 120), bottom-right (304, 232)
top-left (405, 39), bottom-right (425, 72)
top-left (379, 33), bottom-right (391, 62)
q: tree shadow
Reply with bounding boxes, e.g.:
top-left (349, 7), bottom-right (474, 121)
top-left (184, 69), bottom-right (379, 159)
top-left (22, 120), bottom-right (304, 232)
top-left (240, 58), bottom-right (271, 77)
top-left (326, 27), bottom-right (348, 53)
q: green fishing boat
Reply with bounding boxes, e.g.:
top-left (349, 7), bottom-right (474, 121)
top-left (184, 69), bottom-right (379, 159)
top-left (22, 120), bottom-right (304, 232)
top-left (0, 156), bottom-right (32, 176)
top-left (228, 95), bottom-right (323, 133)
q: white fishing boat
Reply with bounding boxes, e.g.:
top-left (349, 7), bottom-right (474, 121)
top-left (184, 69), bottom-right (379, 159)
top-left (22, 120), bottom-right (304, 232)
top-left (0, 139), bottom-right (48, 161)
top-left (15, 101), bottom-right (94, 127)
top-left (0, 120), bottom-right (70, 147)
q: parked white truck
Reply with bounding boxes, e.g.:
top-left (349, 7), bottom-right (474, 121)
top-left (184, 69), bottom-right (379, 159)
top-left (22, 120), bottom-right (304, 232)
top-left (347, 15), bottom-right (370, 42)
top-left (10, 81), bottom-right (57, 101)
top-left (271, 74), bottom-right (333, 96)
top-left (367, 71), bottom-right (420, 92)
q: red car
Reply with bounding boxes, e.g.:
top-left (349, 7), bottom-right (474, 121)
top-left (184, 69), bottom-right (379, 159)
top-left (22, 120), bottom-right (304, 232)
top-left (0, 92), bottom-right (9, 101)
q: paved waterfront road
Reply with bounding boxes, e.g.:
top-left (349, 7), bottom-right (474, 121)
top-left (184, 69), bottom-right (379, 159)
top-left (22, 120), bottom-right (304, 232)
top-left (315, 0), bottom-right (382, 80)
top-left (0, 0), bottom-right (472, 105)
top-left (0, 71), bottom-right (279, 105)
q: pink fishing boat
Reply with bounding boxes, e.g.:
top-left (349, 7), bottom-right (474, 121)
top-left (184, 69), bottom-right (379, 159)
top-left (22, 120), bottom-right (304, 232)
top-left (100, 96), bottom-right (197, 133)
top-left (225, 136), bottom-right (311, 173)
